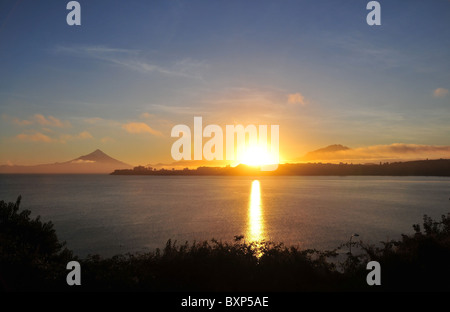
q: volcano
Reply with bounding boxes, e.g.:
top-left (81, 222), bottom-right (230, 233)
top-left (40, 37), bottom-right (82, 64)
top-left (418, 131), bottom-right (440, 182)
top-left (0, 149), bottom-right (132, 174)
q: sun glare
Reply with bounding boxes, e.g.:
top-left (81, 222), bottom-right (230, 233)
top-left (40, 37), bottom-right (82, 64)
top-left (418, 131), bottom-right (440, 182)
top-left (239, 145), bottom-right (278, 167)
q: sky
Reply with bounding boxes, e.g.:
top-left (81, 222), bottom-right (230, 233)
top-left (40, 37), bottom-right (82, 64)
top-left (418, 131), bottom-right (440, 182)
top-left (0, 0), bottom-right (449, 166)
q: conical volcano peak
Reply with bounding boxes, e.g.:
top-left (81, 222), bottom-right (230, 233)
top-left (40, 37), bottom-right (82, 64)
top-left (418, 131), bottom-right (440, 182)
top-left (0, 149), bottom-right (132, 173)
top-left (85, 149), bottom-right (107, 157)
top-left (74, 149), bottom-right (125, 164)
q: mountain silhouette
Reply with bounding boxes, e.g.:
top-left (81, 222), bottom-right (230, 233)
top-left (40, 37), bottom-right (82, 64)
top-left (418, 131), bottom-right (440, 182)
top-left (301, 144), bottom-right (350, 161)
top-left (69, 149), bottom-right (128, 165)
top-left (0, 149), bottom-right (132, 174)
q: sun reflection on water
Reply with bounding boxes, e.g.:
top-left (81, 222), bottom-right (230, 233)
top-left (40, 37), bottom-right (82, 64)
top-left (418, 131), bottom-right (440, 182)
top-left (248, 180), bottom-right (264, 243)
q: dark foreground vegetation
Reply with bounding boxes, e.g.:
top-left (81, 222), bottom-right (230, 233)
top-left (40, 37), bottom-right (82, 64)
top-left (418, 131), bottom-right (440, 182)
top-left (1, 196), bottom-right (450, 292)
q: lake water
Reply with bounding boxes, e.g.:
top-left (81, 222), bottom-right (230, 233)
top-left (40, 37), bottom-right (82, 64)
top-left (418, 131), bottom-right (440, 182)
top-left (1, 174), bottom-right (450, 258)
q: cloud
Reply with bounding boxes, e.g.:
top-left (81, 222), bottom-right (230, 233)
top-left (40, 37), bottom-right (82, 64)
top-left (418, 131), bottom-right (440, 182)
top-left (287, 93), bottom-right (306, 106)
top-left (122, 122), bottom-right (163, 136)
top-left (53, 45), bottom-right (206, 79)
top-left (16, 132), bottom-right (53, 143)
top-left (78, 131), bottom-right (93, 139)
top-left (16, 131), bottom-right (93, 144)
top-left (12, 118), bottom-right (33, 126)
top-left (33, 114), bottom-right (66, 127)
top-left (194, 86), bottom-right (291, 121)
top-left (101, 137), bottom-right (115, 143)
top-left (84, 117), bottom-right (105, 124)
top-left (301, 143), bottom-right (450, 163)
top-left (12, 114), bottom-right (71, 128)
top-left (150, 104), bottom-right (198, 116)
top-left (139, 112), bottom-right (154, 119)
top-left (71, 159), bottom-right (95, 164)
top-left (433, 88), bottom-right (449, 98)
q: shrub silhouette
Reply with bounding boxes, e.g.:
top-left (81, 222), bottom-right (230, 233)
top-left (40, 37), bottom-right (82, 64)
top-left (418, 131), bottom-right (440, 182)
top-left (341, 213), bottom-right (450, 291)
top-left (2, 196), bottom-right (450, 291)
top-left (0, 196), bottom-right (73, 291)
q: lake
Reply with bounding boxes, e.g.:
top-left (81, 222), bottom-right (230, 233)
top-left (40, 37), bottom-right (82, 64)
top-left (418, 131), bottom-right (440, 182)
top-left (1, 174), bottom-right (449, 258)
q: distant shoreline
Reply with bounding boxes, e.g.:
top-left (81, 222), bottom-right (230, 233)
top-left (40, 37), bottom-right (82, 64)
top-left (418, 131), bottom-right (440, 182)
top-left (111, 158), bottom-right (450, 177)
top-left (2, 158), bottom-right (450, 176)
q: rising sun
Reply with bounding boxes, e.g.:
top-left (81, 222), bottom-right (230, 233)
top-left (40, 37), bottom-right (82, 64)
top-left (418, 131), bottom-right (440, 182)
top-left (238, 145), bottom-right (278, 167)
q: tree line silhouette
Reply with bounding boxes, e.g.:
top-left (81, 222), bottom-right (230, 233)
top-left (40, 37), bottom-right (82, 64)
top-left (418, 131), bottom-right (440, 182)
top-left (112, 159), bottom-right (450, 176)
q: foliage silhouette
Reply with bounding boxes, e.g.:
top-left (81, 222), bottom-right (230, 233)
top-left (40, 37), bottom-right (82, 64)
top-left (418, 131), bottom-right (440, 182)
top-left (1, 196), bottom-right (450, 291)
top-left (0, 196), bottom-right (73, 291)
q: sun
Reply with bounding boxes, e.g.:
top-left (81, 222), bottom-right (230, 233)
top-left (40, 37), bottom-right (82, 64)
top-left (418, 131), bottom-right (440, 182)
top-left (238, 145), bottom-right (278, 167)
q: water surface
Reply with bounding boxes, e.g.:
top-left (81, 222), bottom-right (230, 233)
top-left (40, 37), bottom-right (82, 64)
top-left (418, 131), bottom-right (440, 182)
top-left (1, 174), bottom-right (449, 257)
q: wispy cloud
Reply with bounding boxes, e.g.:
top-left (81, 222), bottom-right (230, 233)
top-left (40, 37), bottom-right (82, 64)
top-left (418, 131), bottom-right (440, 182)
top-left (287, 93), bottom-right (306, 106)
top-left (33, 114), bottom-right (69, 128)
top-left (101, 137), bottom-right (115, 143)
top-left (16, 132), bottom-right (53, 143)
top-left (192, 86), bottom-right (309, 122)
top-left (84, 117), bottom-right (105, 124)
top-left (77, 131), bottom-right (93, 140)
top-left (302, 143), bottom-right (450, 163)
top-left (326, 34), bottom-right (413, 70)
top-left (149, 104), bottom-right (200, 116)
top-left (53, 45), bottom-right (206, 79)
top-left (139, 112), bottom-right (154, 119)
top-left (12, 118), bottom-right (33, 126)
top-left (16, 131), bottom-right (93, 144)
top-left (433, 88), bottom-right (449, 98)
top-left (122, 122), bottom-right (163, 136)
top-left (12, 114), bottom-right (71, 128)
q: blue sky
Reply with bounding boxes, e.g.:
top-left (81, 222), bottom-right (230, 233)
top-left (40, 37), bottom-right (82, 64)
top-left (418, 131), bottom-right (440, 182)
top-left (0, 0), bottom-right (449, 165)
